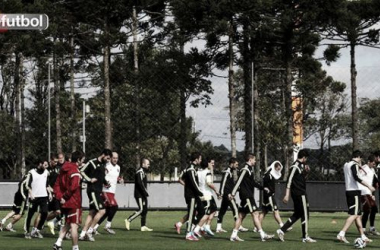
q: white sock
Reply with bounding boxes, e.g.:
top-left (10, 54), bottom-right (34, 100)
top-left (194, 225), bottom-right (201, 233)
top-left (204, 224), bottom-right (210, 230)
top-left (106, 221), bottom-right (112, 228)
top-left (176, 222), bottom-right (183, 227)
top-left (87, 227), bottom-right (94, 234)
top-left (258, 229), bottom-right (265, 238)
top-left (80, 230), bottom-right (86, 237)
top-left (231, 229), bottom-right (238, 238)
top-left (94, 224), bottom-right (99, 231)
top-left (339, 231), bottom-right (345, 237)
top-left (370, 226), bottom-right (375, 231)
top-left (279, 223), bottom-right (284, 227)
top-left (72, 245), bottom-right (79, 250)
top-left (216, 223), bottom-right (222, 230)
top-left (55, 238), bottom-right (63, 246)
top-left (361, 234), bottom-right (368, 240)
top-left (1, 218), bottom-right (6, 224)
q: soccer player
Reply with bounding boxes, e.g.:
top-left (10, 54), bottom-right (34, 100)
top-left (0, 175), bottom-right (28, 232)
top-left (125, 158), bottom-right (153, 231)
top-left (183, 152), bottom-right (204, 241)
top-left (216, 157), bottom-right (240, 233)
top-left (229, 154), bottom-right (273, 242)
top-left (53, 150), bottom-right (85, 250)
top-left (45, 154), bottom-right (62, 235)
top-left (57, 153), bottom-right (66, 168)
top-left (193, 158), bottom-right (219, 237)
top-left (337, 150), bottom-right (374, 244)
top-left (359, 154), bottom-right (379, 236)
top-left (24, 160), bottom-right (51, 239)
top-left (259, 161), bottom-right (288, 229)
top-left (276, 149), bottom-right (316, 243)
top-left (94, 152), bottom-right (122, 234)
top-left (174, 169), bottom-right (189, 234)
top-left (79, 149), bottom-right (112, 241)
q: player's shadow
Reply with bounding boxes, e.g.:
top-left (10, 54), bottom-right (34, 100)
top-left (1, 233), bottom-right (55, 239)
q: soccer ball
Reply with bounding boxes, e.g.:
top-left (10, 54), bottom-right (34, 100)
top-left (354, 238), bottom-right (366, 249)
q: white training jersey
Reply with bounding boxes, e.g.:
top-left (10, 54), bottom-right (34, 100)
top-left (344, 160), bottom-right (363, 191)
top-left (29, 169), bottom-right (48, 198)
top-left (103, 163), bottom-right (120, 193)
top-left (197, 168), bottom-right (213, 200)
top-left (358, 164), bottom-right (375, 195)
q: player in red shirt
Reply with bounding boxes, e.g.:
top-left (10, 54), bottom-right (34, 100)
top-left (53, 151), bottom-right (85, 250)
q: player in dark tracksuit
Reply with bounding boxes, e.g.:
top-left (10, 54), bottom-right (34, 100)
top-left (276, 149), bottom-right (316, 243)
top-left (229, 154), bottom-right (272, 242)
top-left (216, 157), bottom-right (240, 233)
top-left (79, 149), bottom-right (112, 241)
top-left (125, 158), bottom-right (152, 231)
top-left (184, 152), bottom-right (204, 241)
top-left (45, 154), bottom-right (62, 235)
top-left (0, 175), bottom-right (28, 232)
top-left (259, 161), bottom-right (288, 230)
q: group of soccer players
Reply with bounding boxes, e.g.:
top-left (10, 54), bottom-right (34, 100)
top-left (178, 150), bottom-right (316, 243)
top-left (177, 148), bottom-right (380, 246)
top-left (0, 149), bottom-right (126, 250)
top-left (1, 148), bottom-right (380, 249)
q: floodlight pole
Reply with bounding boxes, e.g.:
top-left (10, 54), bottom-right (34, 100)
top-left (48, 63), bottom-right (51, 159)
top-left (83, 100), bottom-right (86, 153)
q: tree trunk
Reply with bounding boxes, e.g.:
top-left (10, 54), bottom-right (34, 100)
top-left (283, 27), bottom-right (294, 179)
top-left (179, 40), bottom-right (187, 169)
top-left (104, 18), bottom-right (112, 149)
top-left (243, 22), bottom-right (252, 155)
top-left (14, 52), bottom-right (21, 179)
top-left (180, 88), bottom-right (187, 169)
top-left (54, 42), bottom-right (63, 154)
top-left (20, 54), bottom-right (26, 177)
top-left (133, 6), bottom-right (140, 169)
top-left (284, 63), bottom-right (292, 178)
top-left (253, 70), bottom-right (261, 179)
top-left (228, 21), bottom-right (237, 158)
top-left (264, 142), bottom-right (268, 171)
top-left (350, 42), bottom-right (358, 150)
top-left (70, 35), bottom-right (77, 152)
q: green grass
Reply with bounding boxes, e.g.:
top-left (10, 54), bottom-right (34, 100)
top-left (0, 210), bottom-right (379, 249)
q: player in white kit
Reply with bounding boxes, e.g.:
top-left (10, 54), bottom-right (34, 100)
top-left (94, 152), bottom-right (122, 234)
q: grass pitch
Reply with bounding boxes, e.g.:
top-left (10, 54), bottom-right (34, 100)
top-left (0, 210), bottom-right (379, 249)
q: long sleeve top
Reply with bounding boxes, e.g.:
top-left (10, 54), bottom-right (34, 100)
top-left (231, 164), bottom-right (263, 199)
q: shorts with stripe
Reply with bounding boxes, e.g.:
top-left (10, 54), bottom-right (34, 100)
top-left (87, 191), bottom-right (105, 211)
top-left (262, 195), bottom-right (278, 212)
top-left (12, 192), bottom-right (28, 215)
top-left (346, 190), bottom-right (362, 215)
top-left (202, 197), bottom-right (217, 215)
top-left (185, 196), bottom-right (204, 232)
top-left (101, 192), bottom-right (118, 207)
top-left (239, 197), bottom-right (258, 214)
top-left (62, 208), bottom-right (82, 224)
